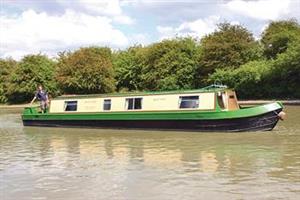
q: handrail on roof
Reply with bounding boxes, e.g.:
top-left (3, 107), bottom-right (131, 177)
top-left (201, 84), bottom-right (228, 90)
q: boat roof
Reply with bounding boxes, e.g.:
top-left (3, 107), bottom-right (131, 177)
top-left (54, 84), bottom-right (229, 100)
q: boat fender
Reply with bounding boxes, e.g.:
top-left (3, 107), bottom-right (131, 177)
top-left (277, 111), bottom-right (286, 121)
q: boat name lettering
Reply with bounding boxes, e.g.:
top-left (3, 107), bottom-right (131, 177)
top-left (84, 100), bottom-right (97, 103)
top-left (153, 98), bottom-right (166, 101)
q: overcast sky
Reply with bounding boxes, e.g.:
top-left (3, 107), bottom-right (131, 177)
top-left (1, 0), bottom-right (299, 59)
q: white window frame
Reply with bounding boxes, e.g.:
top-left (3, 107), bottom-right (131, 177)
top-left (64, 100), bottom-right (78, 111)
top-left (125, 97), bottom-right (143, 110)
top-left (103, 99), bottom-right (111, 111)
top-left (178, 96), bottom-right (199, 109)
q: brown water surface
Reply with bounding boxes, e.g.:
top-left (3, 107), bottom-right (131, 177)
top-left (0, 106), bottom-right (300, 199)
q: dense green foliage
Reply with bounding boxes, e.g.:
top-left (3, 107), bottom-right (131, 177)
top-left (267, 37), bottom-right (300, 98)
top-left (0, 59), bottom-right (17, 103)
top-left (4, 55), bottom-right (57, 103)
top-left (200, 23), bottom-right (262, 70)
top-left (140, 38), bottom-right (200, 90)
top-left (209, 60), bottom-right (272, 99)
top-left (1, 20), bottom-right (299, 103)
top-left (114, 38), bottom-right (201, 91)
top-left (56, 47), bottom-right (115, 94)
top-left (113, 45), bottom-right (144, 91)
top-left (209, 20), bottom-right (300, 99)
top-left (261, 20), bottom-right (300, 59)
top-left (195, 23), bottom-right (263, 87)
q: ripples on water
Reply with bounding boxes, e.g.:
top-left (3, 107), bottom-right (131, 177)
top-left (0, 106), bottom-right (300, 200)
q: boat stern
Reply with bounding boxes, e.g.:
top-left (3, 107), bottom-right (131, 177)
top-left (22, 106), bottom-right (39, 126)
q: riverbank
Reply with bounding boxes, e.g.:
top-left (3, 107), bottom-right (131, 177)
top-left (238, 100), bottom-right (300, 105)
top-left (1, 100), bottom-right (299, 109)
top-left (0, 103), bottom-right (36, 109)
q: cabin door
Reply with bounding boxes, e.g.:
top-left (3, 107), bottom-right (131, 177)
top-left (226, 91), bottom-right (239, 110)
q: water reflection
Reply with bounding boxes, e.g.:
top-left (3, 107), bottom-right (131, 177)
top-left (21, 126), bottom-right (300, 183)
top-left (1, 106), bottom-right (300, 199)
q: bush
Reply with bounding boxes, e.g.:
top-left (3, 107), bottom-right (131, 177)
top-left (0, 59), bottom-right (17, 103)
top-left (209, 60), bottom-right (272, 99)
top-left (113, 45), bottom-right (144, 91)
top-left (266, 38), bottom-right (300, 98)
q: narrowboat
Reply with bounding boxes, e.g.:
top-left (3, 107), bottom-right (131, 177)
top-left (22, 85), bottom-right (285, 132)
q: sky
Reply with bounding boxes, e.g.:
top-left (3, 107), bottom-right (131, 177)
top-left (0, 0), bottom-right (299, 60)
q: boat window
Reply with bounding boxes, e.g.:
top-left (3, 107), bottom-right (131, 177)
top-left (217, 92), bottom-right (225, 109)
top-left (103, 99), bottom-right (111, 111)
top-left (64, 101), bottom-right (77, 111)
top-left (179, 96), bottom-right (199, 109)
top-left (134, 98), bottom-right (142, 109)
top-left (126, 98), bottom-right (142, 110)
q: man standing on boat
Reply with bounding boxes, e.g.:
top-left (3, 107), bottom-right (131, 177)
top-left (30, 85), bottom-right (49, 113)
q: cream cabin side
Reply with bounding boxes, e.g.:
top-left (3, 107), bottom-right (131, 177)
top-left (49, 92), bottom-right (216, 113)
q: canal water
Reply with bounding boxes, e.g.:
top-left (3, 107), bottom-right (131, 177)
top-left (0, 106), bottom-right (300, 200)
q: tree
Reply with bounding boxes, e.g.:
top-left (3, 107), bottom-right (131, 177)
top-left (199, 23), bottom-right (261, 75)
top-left (56, 47), bottom-right (115, 94)
top-left (140, 37), bottom-right (200, 91)
top-left (266, 36), bottom-right (300, 98)
top-left (113, 45), bottom-right (144, 91)
top-left (209, 60), bottom-right (271, 99)
top-left (261, 19), bottom-right (300, 59)
top-left (209, 26), bottom-right (300, 99)
top-left (0, 58), bottom-right (17, 103)
top-left (5, 55), bottom-right (57, 103)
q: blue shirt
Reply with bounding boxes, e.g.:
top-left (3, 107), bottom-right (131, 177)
top-left (35, 90), bottom-right (48, 101)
